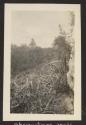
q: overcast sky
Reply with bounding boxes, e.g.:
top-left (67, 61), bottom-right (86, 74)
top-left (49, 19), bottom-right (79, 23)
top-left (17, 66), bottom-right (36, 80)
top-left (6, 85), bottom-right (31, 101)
top-left (11, 11), bottom-right (72, 48)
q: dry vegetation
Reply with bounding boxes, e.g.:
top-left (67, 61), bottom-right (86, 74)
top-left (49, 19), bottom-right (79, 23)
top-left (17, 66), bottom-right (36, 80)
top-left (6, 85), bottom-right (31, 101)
top-left (10, 35), bottom-right (74, 114)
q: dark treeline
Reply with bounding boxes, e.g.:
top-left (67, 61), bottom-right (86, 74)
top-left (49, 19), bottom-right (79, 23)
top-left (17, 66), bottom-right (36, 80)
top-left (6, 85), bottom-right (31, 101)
top-left (11, 45), bottom-right (55, 77)
top-left (11, 36), bottom-right (71, 78)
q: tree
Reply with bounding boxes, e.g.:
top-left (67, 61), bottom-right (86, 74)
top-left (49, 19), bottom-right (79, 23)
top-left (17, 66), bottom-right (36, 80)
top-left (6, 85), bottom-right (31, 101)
top-left (29, 38), bottom-right (37, 48)
top-left (53, 36), bottom-right (71, 62)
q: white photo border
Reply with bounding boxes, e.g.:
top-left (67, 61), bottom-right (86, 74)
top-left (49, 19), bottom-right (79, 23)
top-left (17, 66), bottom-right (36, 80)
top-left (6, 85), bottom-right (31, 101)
top-left (3, 4), bottom-right (81, 121)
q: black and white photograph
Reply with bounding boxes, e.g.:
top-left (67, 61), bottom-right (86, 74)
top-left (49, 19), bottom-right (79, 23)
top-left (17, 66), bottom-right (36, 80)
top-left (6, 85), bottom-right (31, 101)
top-left (3, 4), bottom-right (81, 121)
